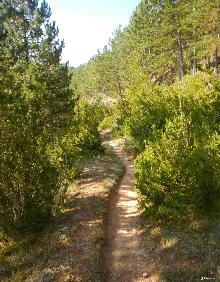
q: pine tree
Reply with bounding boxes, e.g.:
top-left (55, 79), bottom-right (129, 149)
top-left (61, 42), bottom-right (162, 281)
top-left (1, 0), bottom-right (74, 135)
top-left (196, 0), bottom-right (220, 73)
top-left (71, 0), bottom-right (220, 94)
top-left (0, 0), bottom-right (75, 234)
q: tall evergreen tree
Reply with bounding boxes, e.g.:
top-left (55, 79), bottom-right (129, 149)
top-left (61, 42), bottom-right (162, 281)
top-left (71, 0), bottom-right (220, 96)
top-left (1, 0), bottom-right (74, 135)
top-left (0, 0), bottom-right (75, 234)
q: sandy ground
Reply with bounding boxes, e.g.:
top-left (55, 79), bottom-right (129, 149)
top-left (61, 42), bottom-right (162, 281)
top-left (104, 139), bottom-right (159, 282)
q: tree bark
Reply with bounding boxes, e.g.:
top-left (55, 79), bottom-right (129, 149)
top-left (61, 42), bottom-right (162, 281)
top-left (214, 47), bottom-right (219, 74)
top-left (117, 79), bottom-right (124, 98)
top-left (192, 46), bottom-right (197, 75)
top-left (176, 30), bottom-right (185, 79)
top-left (214, 32), bottom-right (219, 74)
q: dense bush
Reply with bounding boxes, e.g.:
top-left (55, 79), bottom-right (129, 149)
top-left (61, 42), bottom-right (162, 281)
top-left (116, 82), bottom-right (173, 152)
top-left (59, 99), bottom-right (104, 180)
top-left (0, 91), bottom-right (103, 235)
top-left (134, 73), bottom-right (220, 220)
top-left (0, 1), bottom-right (102, 235)
top-left (0, 94), bottom-right (68, 234)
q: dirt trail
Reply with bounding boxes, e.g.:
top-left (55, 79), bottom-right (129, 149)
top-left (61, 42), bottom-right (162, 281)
top-left (104, 139), bottom-right (158, 282)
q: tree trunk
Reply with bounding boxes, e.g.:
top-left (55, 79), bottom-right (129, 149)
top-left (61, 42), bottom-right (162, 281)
top-left (214, 47), bottom-right (219, 74)
top-left (116, 77), bottom-right (124, 98)
top-left (177, 30), bottom-right (185, 79)
top-left (21, 10), bottom-right (29, 63)
top-left (192, 46), bottom-right (197, 75)
top-left (214, 32), bottom-right (220, 74)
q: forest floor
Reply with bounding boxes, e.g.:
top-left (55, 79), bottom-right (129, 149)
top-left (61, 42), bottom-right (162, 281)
top-left (0, 143), bottom-right (124, 281)
top-left (0, 135), bottom-right (220, 281)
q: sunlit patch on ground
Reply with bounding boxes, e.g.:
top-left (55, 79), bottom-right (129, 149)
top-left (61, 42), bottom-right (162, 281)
top-left (161, 237), bottom-right (178, 249)
top-left (0, 144), bottom-right (124, 281)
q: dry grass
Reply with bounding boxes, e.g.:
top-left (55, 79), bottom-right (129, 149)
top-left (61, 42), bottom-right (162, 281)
top-left (140, 217), bottom-right (220, 281)
top-left (0, 147), bottom-right (124, 282)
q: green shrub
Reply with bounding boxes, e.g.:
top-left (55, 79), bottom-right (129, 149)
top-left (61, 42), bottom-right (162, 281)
top-left (0, 0), bottom-right (75, 235)
top-left (99, 115), bottom-right (116, 130)
top-left (0, 127), bottom-right (67, 234)
top-left (135, 73), bottom-right (220, 221)
top-left (136, 120), bottom-right (220, 221)
top-left (58, 99), bottom-right (104, 180)
top-left (116, 82), bottom-right (173, 152)
top-left (0, 0), bottom-right (104, 236)
top-left (0, 98), bottom-right (103, 235)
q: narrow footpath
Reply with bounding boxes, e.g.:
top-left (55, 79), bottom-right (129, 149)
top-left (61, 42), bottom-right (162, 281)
top-left (104, 139), bottom-right (158, 282)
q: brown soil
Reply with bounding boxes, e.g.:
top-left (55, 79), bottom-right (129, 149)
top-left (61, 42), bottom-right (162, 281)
top-left (0, 149), bottom-right (123, 282)
top-left (104, 139), bottom-right (159, 282)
